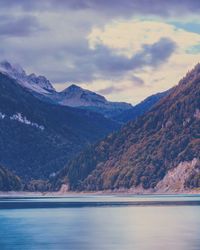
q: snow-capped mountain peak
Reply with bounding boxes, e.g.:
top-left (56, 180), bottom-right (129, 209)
top-left (58, 84), bottom-right (132, 113)
top-left (0, 61), bottom-right (133, 118)
top-left (59, 84), bottom-right (107, 107)
top-left (0, 61), bottom-right (55, 94)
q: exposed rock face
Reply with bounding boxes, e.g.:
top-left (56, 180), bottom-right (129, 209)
top-left (59, 184), bottom-right (69, 194)
top-left (155, 159), bottom-right (199, 193)
top-left (194, 108), bottom-right (200, 120)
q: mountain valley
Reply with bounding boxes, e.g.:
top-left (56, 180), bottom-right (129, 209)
top-left (51, 64), bottom-right (200, 192)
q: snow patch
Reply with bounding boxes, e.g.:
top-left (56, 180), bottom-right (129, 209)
top-left (0, 112), bottom-right (5, 119)
top-left (58, 84), bottom-right (132, 110)
top-left (10, 113), bottom-right (44, 130)
top-left (0, 61), bottom-right (55, 95)
top-left (0, 112), bottom-right (44, 130)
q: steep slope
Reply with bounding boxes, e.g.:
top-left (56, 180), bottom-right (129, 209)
top-left (56, 84), bottom-right (132, 118)
top-left (52, 64), bottom-right (200, 191)
top-left (0, 72), bottom-right (119, 180)
top-left (0, 165), bottom-right (21, 191)
top-left (155, 158), bottom-right (200, 193)
top-left (113, 90), bottom-right (170, 123)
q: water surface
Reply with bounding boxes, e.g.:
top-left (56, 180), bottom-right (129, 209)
top-left (0, 194), bottom-right (200, 250)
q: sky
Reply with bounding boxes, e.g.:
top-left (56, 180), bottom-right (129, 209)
top-left (0, 0), bottom-right (200, 104)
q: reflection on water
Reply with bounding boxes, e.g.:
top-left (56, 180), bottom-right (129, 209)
top-left (0, 195), bottom-right (200, 250)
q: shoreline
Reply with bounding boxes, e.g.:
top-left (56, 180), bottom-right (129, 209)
top-left (0, 188), bottom-right (200, 197)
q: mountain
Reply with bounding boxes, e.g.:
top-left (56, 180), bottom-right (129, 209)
top-left (51, 64), bottom-right (200, 192)
top-left (1, 61), bottom-right (165, 123)
top-left (56, 84), bottom-right (133, 118)
top-left (113, 90), bottom-right (170, 123)
top-left (0, 61), bottom-right (55, 94)
top-left (0, 72), bottom-right (119, 180)
top-left (0, 61), bottom-right (132, 118)
top-left (0, 165), bottom-right (21, 191)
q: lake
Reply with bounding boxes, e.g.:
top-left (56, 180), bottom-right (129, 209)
top-left (0, 194), bottom-right (200, 250)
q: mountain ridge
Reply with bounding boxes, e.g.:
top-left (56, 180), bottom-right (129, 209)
top-left (113, 90), bottom-right (170, 123)
top-left (0, 61), bottom-right (168, 122)
top-left (0, 61), bottom-right (132, 118)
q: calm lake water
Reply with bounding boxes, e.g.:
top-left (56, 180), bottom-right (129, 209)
top-left (0, 194), bottom-right (200, 250)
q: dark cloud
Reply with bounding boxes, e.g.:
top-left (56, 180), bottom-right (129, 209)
top-left (0, 0), bottom-right (186, 88)
top-left (0, 0), bottom-right (200, 17)
top-left (130, 76), bottom-right (145, 86)
top-left (42, 37), bottom-right (176, 83)
top-left (98, 86), bottom-right (124, 95)
top-left (0, 15), bottom-right (45, 37)
top-left (0, 17), bottom-right (176, 84)
top-left (129, 37), bottom-right (177, 69)
top-left (98, 74), bottom-right (144, 95)
top-left (90, 38), bottom-right (176, 78)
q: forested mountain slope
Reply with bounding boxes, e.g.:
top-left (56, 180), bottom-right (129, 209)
top-left (0, 73), bottom-right (119, 180)
top-left (0, 165), bottom-right (21, 191)
top-left (52, 64), bottom-right (200, 191)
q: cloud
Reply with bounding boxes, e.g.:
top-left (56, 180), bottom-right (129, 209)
top-left (0, 1), bottom-right (199, 104)
top-left (130, 76), bottom-right (145, 86)
top-left (1, 0), bottom-right (200, 18)
top-left (0, 15), bottom-right (44, 37)
top-left (88, 20), bottom-right (200, 54)
top-left (98, 86), bottom-right (124, 95)
top-left (94, 38), bottom-right (176, 74)
top-left (96, 75), bottom-right (144, 95)
top-left (44, 37), bottom-right (175, 83)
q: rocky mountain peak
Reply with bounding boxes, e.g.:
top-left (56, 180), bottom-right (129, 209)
top-left (66, 84), bottom-right (82, 91)
top-left (0, 60), bottom-right (55, 94)
top-left (59, 84), bottom-right (132, 111)
top-left (0, 61), bottom-right (134, 118)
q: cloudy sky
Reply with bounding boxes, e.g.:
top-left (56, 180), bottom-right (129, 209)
top-left (1, 0), bottom-right (200, 104)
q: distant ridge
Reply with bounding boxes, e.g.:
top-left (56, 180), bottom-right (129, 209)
top-left (56, 84), bottom-right (132, 118)
top-left (0, 61), bottom-right (132, 118)
top-left (113, 90), bottom-right (170, 123)
top-left (0, 61), bottom-right (168, 122)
